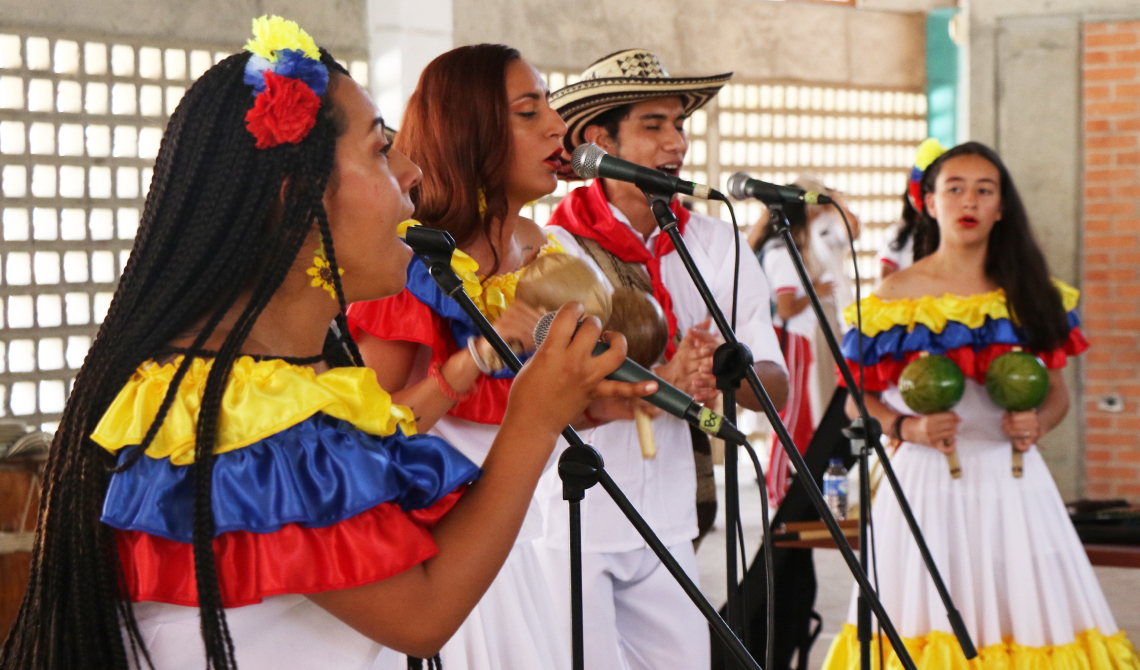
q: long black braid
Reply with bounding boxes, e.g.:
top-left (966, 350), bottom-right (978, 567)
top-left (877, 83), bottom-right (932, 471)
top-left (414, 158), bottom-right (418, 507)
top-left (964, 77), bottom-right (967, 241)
top-left (0, 49), bottom-right (356, 670)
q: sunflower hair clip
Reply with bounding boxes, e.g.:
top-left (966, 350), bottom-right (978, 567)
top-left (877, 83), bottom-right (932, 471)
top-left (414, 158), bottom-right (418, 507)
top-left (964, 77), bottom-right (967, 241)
top-left (242, 16), bottom-right (329, 149)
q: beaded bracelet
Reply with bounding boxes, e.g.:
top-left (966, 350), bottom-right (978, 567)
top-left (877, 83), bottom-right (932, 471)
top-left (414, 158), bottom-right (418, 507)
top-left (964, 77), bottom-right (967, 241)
top-left (429, 360), bottom-right (473, 403)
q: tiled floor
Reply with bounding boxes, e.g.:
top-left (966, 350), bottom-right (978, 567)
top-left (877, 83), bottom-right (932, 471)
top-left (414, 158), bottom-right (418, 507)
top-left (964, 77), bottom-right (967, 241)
top-left (697, 458), bottom-right (1140, 670)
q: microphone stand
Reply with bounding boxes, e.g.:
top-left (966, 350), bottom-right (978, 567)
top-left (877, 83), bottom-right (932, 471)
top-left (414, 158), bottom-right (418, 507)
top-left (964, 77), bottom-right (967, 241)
top-left (644, 194), bottom-right (921, 670)
top-left (762, 201), bottom-right (977, 667)
top-left (404, 226), bottom-right (764, 670)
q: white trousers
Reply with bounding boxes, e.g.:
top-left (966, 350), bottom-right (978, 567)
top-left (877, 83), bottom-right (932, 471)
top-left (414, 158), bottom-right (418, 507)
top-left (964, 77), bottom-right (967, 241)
top-left (533, 541), bottom-right (710, 670)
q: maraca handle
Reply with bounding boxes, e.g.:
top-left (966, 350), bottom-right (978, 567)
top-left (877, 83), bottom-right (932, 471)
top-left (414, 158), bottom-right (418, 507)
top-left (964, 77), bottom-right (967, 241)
top-left (635, 408), bottom-right (656, 459)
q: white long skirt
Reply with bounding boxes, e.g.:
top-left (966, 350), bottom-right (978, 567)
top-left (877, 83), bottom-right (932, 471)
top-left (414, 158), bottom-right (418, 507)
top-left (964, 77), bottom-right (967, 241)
top-left (374, 539), bottom-right (569, 670)
top-left (822, 382), bottom-right (1138, 670)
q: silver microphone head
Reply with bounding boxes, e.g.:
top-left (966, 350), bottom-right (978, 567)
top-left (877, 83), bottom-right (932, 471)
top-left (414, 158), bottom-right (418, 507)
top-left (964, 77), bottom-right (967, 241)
top-left (571, 143), bottom-right (607, 180)
top-left (532, 311), bottom-right (558, 348)
top-left (727, 172), bottom-right (752, 201)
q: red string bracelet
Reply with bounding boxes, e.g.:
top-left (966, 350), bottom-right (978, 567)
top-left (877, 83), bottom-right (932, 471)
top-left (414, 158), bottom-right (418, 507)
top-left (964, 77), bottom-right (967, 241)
top-left (429, 360), bottom-right (473, 403)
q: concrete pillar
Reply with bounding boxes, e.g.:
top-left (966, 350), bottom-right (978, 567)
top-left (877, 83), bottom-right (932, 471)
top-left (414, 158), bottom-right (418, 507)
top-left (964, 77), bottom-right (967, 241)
top-left (367, 0), bottom-right (452, 128)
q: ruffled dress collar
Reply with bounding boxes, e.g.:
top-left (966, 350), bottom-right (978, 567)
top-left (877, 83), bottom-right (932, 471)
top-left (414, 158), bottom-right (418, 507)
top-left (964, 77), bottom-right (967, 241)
top-left (97, 356), bottom-right (480, 608)
top-left (838, 280), bottom-right (1087, 391)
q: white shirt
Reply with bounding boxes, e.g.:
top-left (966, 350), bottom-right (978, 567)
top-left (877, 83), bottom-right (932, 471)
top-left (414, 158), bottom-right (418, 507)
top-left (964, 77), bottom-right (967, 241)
top-left (810, 209), bottom-right (856, 315)
top-left (759, 239), bottom-right (825, 340)
top-left (876, 221), bottom-right (915, 275)
top-left (537, 204), bottom-right (786, 553)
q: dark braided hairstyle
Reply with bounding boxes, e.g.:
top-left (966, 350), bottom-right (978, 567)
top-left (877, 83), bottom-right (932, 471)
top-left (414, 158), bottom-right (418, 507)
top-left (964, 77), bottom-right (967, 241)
top-left (0, 48), bottom-right (360, 670)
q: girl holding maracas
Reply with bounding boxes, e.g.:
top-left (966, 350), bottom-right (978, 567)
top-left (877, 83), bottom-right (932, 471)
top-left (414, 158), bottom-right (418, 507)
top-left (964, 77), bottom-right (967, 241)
top-left (820, 143), bottom-right (1138, 670)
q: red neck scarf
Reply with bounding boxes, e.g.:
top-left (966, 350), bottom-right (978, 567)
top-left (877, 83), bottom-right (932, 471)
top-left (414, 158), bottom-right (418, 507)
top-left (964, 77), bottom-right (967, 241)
top-left (547, 179), bottom-right (690, 359)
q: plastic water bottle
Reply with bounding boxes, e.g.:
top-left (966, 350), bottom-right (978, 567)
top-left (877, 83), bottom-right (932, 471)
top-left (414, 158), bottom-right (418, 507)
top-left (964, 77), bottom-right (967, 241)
top-left (824, 458), bottom-right (848, 521)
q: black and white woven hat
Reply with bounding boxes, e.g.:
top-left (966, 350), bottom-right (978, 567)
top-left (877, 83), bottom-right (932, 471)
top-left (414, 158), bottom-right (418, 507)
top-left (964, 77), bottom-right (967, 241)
top-left (550, 49), bottom-right (732, 152)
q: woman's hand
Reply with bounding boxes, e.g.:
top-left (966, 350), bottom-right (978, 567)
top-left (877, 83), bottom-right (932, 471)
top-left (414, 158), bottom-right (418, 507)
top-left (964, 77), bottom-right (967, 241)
top-left (507, 303), bottom-right (656, 437)
top-left (1002, 411), bottom-right (1041, 452)
top-left (654, 318), bottom-right (718, 403)
top-left (491, 301), bottom-right (544, 354)
top-left (901, 412), bottom-right (961, 452)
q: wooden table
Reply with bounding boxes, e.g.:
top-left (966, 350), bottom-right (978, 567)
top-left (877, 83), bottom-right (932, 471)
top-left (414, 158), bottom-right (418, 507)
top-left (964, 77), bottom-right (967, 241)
top-left (772, 521), bottom-right (1140, 568)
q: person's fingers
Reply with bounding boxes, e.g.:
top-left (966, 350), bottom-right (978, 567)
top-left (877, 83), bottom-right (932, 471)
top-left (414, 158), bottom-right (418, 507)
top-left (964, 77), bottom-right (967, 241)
top-left (634, 398), bottom-right (664, 417)
top-left (541, 302), bottom-right (585, 350)
top-left (594, 379), bottom-right (657, 399)
top-left (588, 329), bottom-right (628, 379)
top-left (569, 315), bottom-right (604, 356)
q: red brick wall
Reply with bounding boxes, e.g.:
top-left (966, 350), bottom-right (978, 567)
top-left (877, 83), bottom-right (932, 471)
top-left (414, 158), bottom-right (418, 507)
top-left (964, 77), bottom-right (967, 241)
top-left (1083, 21), bottom-right (1140, 501)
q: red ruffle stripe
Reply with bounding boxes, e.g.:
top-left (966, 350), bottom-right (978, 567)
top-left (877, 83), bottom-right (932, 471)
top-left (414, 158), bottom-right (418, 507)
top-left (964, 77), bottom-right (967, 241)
top-left (116, 489), bottom-right (464, 608)
top-left (348, 293), bottom-right (513, 425)
top-left (838, 327), bottom-right (1088, 392)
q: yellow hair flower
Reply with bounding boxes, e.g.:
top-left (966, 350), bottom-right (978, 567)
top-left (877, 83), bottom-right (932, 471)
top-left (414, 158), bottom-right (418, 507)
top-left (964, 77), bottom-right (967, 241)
top-left (246, 15), bottom-right (320, 62)
top-left (914, 138), bottom-right (947, 171)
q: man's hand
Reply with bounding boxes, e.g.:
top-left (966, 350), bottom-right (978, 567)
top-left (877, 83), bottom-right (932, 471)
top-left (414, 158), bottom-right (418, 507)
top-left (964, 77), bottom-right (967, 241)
top-left (654, 318), bottom-right (718, 403)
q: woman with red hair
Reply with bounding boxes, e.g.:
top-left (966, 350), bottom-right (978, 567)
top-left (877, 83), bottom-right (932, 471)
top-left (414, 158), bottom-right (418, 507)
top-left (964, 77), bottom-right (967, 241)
top-left (347, 45), bottom-right (599, 669)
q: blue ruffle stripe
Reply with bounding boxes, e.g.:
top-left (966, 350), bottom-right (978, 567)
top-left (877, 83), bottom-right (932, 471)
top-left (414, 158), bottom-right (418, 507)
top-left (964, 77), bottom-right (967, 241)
top-left (840, 310), bottom-right (1081, 365)
top-left (243, 49), bottom-right (329, 97)
top-left (404, 259), bottom-right (524, 379)
top-left (101, 412), bottom-right (481, 543)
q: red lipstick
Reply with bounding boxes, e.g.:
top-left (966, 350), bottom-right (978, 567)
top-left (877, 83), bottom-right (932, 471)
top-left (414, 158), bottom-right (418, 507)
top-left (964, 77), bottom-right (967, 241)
top-left (958, 216), bottom-right (979, 228)
top-left (543, 148), bottom-right (566, 170)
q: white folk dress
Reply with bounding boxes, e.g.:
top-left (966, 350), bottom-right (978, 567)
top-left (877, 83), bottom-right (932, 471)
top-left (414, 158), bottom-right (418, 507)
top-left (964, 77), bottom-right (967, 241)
top-left (348, 238), bottom-right (571, 670)
top-left (822, 287), bottom-right (1139, 670)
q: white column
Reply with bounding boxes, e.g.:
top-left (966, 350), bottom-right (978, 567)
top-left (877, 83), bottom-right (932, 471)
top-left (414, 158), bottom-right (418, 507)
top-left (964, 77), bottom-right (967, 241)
top-left (368, 0), bottom-right (453, 128)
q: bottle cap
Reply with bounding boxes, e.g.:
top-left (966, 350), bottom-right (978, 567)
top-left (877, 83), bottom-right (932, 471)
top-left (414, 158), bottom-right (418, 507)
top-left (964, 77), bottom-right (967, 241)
top-left (829, 458), bottom-right (844, 466)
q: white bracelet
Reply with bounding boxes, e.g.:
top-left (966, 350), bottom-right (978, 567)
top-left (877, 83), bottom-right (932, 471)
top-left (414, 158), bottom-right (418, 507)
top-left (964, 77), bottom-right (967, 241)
top-left (468, 337), bottom-right (494, 375)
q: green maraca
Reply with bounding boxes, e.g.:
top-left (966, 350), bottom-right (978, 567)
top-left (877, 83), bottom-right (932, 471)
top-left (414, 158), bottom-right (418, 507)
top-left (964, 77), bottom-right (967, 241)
top-left (899, 352), bottom-right (966, 478)
top-left (985, 347), bottom-right (1050, 478)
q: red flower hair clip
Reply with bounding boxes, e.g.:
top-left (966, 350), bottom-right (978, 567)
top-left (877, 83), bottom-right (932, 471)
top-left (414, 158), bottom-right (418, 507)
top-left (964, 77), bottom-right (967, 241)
top-left (242, 16), bottom-right (329, 149)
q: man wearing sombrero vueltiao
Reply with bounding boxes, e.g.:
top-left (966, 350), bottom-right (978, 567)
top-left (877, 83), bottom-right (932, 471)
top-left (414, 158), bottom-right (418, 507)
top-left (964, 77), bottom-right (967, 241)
top-left (533, 50), bottom-right (791, 669)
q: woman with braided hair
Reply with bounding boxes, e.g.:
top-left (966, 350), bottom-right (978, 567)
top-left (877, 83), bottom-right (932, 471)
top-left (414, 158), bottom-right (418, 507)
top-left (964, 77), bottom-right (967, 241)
top-left (0, 17), bottom-right (652, 670)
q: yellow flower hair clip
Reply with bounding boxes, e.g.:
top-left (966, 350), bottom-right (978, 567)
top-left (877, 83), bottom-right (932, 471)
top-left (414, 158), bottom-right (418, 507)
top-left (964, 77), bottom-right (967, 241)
top-left (245, 15), bottom-right (321, 62)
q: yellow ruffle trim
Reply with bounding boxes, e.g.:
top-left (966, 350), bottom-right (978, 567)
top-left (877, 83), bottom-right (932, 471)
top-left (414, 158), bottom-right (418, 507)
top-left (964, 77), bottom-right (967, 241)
top-left (90, 356), bottom-right (416, 466)
top-left (398, 220), bottom-right (565, 323)
top-left (821, 623), bottom-right (1140, 670)
top-left (843, 280), bottom-right (1080, 337)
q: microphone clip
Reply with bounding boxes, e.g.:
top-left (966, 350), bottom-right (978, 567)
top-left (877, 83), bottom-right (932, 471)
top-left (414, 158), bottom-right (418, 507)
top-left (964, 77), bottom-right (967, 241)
top-left (646, 193), bottom-right (681, 235)
top-left (405, 226), bottom-right (465, 298)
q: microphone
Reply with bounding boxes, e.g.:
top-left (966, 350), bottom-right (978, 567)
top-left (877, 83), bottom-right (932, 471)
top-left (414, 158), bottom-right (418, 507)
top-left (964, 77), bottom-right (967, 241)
top-left (727, 171), bottom-right (833, 205)
top-left (571, 143), bottom-right (726, 202)
top-left (533, 312), bottom-right (747, 443)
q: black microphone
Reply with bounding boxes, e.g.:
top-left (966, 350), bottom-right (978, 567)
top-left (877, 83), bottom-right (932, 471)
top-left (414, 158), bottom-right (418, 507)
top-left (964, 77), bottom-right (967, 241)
top-left (571, 143), bottom-right (726, 202)
top-left (533, 312), bottom-right (747, 443)
top-left (727, 171), bottom-right (833, 205)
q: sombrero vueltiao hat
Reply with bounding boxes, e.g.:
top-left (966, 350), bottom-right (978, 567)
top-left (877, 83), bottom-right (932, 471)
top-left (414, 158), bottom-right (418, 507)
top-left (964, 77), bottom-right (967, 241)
top-left (550, 49), bottom-right (732, 152)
